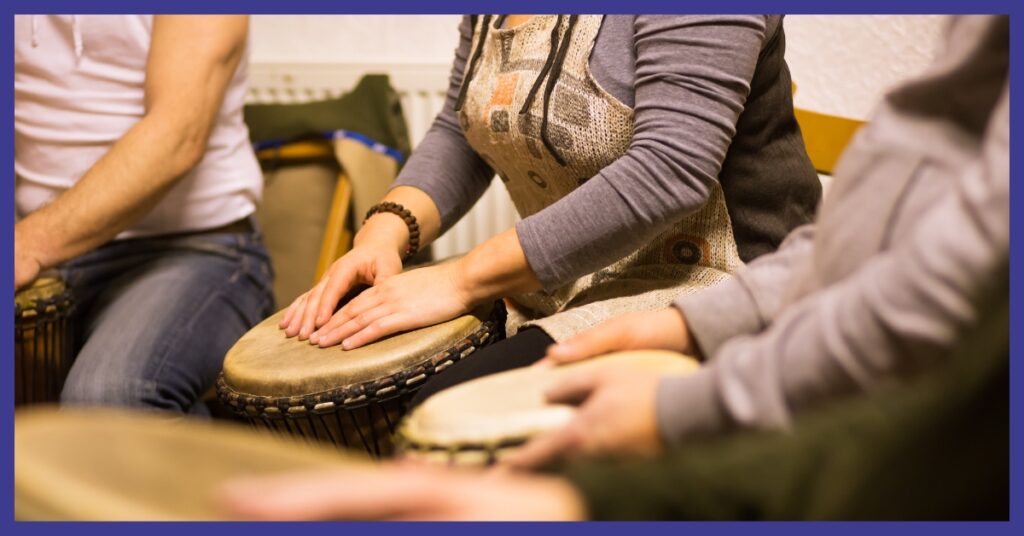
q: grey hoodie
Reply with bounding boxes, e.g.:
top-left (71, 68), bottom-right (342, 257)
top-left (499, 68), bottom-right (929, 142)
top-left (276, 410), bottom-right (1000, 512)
top-left (659, 15), bottom-right (1009, 443)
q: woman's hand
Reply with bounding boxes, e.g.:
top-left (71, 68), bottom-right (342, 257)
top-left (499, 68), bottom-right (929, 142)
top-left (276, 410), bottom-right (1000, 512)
top-left (281, 186), bottom-right (444, 341)
top-left (280, 244), bottom-right (404, 340)
top-left (219, 462), bottom-right (587, 521)
top-left (540, 307), bottom-right (694, 366)
top-left (308, 259), bottom-right (478, 349)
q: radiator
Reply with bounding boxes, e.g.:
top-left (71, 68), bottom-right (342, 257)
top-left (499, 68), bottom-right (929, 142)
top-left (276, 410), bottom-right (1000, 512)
top-left (247, 62), bottom-right (519, 260)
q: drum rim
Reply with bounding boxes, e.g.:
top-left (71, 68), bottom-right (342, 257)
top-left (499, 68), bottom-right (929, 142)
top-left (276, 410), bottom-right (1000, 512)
top-left (396, 433), bottom-right (526, 463)
top-left (15, 278), bottom-right (72, 317)
top-left (215, 301), bottom-right (507, 419)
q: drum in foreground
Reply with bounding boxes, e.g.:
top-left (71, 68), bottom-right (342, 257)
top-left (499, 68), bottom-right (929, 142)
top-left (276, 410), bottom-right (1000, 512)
top-left (217, 301), bottom-right (505, 458)
top-left (15, 407), bottom-right (362, 520)
top-left (15, 277), bottom-right (74, 405)
top-left (397, 350), bottom-right (700, 466)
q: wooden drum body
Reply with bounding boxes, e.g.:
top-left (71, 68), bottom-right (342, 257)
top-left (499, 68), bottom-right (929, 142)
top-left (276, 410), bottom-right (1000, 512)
top-left (397, 350), bottom-right (700, 466)
top-left (217, 301), bottom-right (506, 457)
top-left (15, 408), bottom-right (362, 520)
top-left (15, 278), bottom-right (74, 405)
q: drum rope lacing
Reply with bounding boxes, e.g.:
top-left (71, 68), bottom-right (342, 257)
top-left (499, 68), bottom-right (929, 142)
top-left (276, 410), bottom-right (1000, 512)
top-left (215, 301), bottom-right (507, 419)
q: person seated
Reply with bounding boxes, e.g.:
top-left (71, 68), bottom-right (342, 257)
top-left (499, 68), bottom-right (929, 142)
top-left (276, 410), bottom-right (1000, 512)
top-left (14, 15), bottom-right (274, 412)
top-left (280, 14), bottom-right (821, 406)
top-left (219, 14), bottom-right (1009, 520)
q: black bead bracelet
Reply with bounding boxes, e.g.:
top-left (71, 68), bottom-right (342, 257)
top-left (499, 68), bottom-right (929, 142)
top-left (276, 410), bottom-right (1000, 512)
top-left (364, 201), bottom-right (420, 262)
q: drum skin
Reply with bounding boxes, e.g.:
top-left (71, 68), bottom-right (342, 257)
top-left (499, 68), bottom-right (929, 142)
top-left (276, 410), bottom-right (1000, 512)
top-left (15, 278), bottom-right (74, 405)
top-left (217, 301), bottom-right (505, 457)
top-left (397, 350), bottom-right (700, 466)
top-left (15, 407), bottom-right (362, 521)
top-left (222, 307), bottom-right (494, 397)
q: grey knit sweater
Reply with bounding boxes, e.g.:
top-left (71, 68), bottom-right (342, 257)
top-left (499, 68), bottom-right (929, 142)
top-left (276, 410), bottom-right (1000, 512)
top-left (659, 15), bottom-right (1009, 443)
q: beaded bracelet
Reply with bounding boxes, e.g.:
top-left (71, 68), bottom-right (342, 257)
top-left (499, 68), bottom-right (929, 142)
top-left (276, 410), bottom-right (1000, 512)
top-left (363, 201), bottom-right (420, 262)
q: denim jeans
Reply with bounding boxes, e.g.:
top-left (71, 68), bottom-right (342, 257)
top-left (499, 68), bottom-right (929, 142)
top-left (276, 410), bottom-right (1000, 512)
top-left (57, 224), bottom-right (275, 413)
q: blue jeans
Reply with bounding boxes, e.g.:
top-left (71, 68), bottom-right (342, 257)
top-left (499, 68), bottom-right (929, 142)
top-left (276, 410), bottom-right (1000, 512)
top-left (57, 224), bottom-right (275, 413)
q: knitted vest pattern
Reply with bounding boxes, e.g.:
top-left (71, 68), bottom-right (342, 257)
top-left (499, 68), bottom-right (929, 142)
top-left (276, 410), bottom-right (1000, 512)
top-left (459, 15), bottom-right (744, 341)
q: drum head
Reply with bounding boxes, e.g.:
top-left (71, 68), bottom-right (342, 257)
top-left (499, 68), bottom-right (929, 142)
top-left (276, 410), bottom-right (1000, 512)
top-left (15, 408), bottom-right (362, 520)
top-left (398, 350), bottom-right (699, 463)
top-left (221, 302), bottom-right (496, 398)
top-left (15, 277), bottom-right (66, 313)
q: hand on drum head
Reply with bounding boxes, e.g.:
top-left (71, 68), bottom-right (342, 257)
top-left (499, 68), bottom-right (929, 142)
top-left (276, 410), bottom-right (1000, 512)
top-left (218, 462), bottom-right (586, 521)
top-left (280, 244), bottom-right (404, 340)
top-left (302, 260), bottom-right (477, 350)
top-left (539, 308), bottom-right (695, 367)
top-left (503, 366), bottom-right (667, 470)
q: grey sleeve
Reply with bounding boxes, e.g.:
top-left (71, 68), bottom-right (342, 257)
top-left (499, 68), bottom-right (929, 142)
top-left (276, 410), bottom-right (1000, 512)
top-left (656, 85), bottom-right (1010, 444)
top-left (516, 15), bottom-right (769, 289)
top-left (390, 16), bottom-right (494, 234)
top-left (674, 224), bottom-right (815, 358)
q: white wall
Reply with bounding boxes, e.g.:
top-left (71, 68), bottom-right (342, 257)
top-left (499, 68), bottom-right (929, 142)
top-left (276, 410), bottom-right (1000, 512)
top-left (784, 15), bottom-right (946, 119)
top-left (250, 15), bottom-right (460, 66)
top-left (251, 14), bottom-right (948, 121)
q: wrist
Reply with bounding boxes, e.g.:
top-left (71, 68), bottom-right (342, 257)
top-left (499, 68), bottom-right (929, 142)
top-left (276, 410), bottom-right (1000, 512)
top-left (452, 255), bottom-right (490, 306)
top-left (15, 220), bottom-right (53, 269)
top-left (666, 306), bottom-right (698, 358)
top-left (363, 202), bottom-right (420, 261)
top-left (354, 213), bottom-right (410, 257)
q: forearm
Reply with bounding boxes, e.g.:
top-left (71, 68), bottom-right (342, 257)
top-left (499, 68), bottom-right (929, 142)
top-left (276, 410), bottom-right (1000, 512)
top-left (16, 15), bottom-right (248, 270)
top-left (455, 227), bottom-right (542, 304)
top-left (15, 111), bottom-right (207, 267)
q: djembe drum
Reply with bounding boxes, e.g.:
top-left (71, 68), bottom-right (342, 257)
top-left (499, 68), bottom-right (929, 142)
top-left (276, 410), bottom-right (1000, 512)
top-left (15, 408), bottom-right (364, 520)
top-left (397, 350), bottom-right (700, 466)
top-left (15, 277), bottom-right (74, 405)
top-left (217, 301), bottom-right (505, 458)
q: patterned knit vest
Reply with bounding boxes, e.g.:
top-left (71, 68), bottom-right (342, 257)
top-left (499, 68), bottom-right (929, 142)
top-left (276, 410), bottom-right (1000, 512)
top-left (458, 15), bottom-right (744, 341)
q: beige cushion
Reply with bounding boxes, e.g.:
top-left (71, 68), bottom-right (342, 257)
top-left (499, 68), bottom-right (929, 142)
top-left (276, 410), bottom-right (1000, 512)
top-left (255, 161), bottom-right (339, 307)
top-left (332, 137), bottom-right (400, 232)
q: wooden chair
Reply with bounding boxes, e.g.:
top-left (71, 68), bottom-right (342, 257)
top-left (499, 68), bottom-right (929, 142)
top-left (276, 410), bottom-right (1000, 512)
top-left (791, 82), bottom-right (867, 176)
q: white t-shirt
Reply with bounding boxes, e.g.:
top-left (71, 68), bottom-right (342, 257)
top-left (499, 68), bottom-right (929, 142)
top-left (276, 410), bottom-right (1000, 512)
top-left (14, 15), bottom-right (262, 238)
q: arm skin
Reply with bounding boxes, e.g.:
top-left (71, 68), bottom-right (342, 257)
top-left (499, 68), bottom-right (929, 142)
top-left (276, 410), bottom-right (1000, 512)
top-left (14, 15), bottom-right (250, 288)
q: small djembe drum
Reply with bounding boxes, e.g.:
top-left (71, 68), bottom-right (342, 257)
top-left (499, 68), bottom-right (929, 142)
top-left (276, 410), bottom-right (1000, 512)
top-left (397, 350), bottom-right (700, 466)
top-left (216, 301), bottom-right (505, 458)
top-left (15, 277), bottom-right (74, 406)
top-left (15, 408), bottom-right (365, 520)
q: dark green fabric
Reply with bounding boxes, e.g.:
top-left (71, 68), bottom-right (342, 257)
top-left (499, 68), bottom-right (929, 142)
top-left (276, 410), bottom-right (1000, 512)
top-left (563, 301), bottom-right (1009, 520)
top-left (244, 74), bottom-right (412, 159)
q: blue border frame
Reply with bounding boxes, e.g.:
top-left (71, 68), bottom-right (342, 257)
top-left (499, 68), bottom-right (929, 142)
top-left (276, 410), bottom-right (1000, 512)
top-left (3, 1), bottom-right (1020, 534)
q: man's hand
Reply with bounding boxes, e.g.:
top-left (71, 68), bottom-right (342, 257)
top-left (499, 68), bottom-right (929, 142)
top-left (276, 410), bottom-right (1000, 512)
top-left (14, 228), bottom-right (42, 289)
top-left (219, 462), bottom-right (586, 521)
top-left (542, 308), bottom-right (694, 366)
top-left (503, 366), bottom-right (666, 470)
